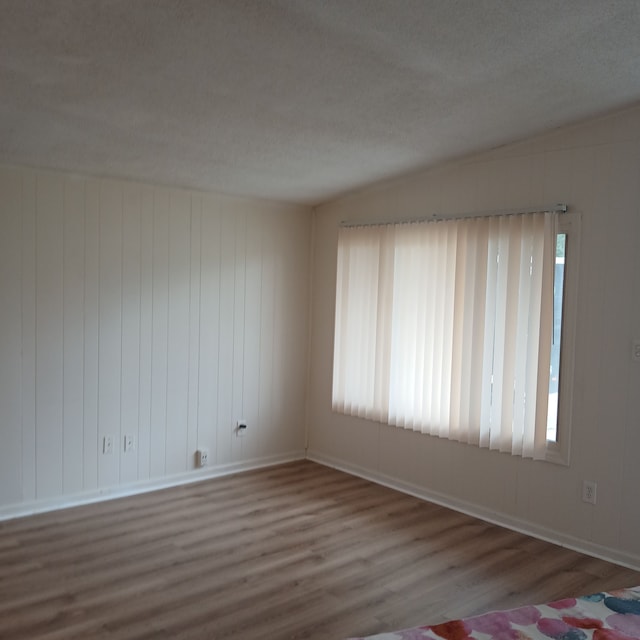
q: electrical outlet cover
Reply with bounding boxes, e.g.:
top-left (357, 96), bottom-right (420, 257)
top-left (103, 435), bottom-right (113, 454)
top-left (124, 434), bottom-right (135, 452)
top-left (582, 480), bottom-right (597, 505)
top-left (196, 449), bottom-right (209, 467)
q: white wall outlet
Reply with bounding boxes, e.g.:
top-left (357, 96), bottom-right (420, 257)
top-left (632, 339), bottom-right (640, 362)
top-left (582, 480), bottom-right (597, 505)
top-left (196, 448), bottom-right (209, 467)
top-left (236, 420), bottom-right (247, 437)
top-left (102, 435), bottom-right (113, 455)
top-left (124, 434), bottom-right (135, 452)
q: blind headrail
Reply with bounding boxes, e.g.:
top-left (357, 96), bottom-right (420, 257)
top-left (339, 203), bottom-right (568, 228)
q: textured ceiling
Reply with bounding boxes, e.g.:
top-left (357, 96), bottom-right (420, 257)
top-left (2, 1), bottom-right (640, 205)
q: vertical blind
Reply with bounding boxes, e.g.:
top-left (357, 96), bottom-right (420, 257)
top-left (332, 211), bottom-right (557, 459)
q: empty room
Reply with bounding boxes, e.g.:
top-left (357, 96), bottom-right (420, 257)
top-left (1, 2), bottom-right (640, 639)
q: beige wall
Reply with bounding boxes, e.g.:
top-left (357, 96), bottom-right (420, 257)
top-left (308, 105), bottom-right (640, 568)
top-left (0, 167), bottom-right (311, 516)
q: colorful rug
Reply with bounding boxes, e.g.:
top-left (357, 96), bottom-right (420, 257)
top-left (350, 586), bottom-right (640, 640)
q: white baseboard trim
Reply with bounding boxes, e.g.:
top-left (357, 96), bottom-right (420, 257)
top-left (0, 450), bottom-right (306, 522)
top-left (306, 450), bottom-right (640, 573)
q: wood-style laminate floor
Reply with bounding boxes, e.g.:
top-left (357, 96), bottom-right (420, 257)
top-left (1, 460), bottom-right (639, 640)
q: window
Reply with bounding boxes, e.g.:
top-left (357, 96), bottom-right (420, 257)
top-left (332, 209), bottom-right (579, 463)
top-left (545, 213), bottom-right (579, 464)
top-left (546, 233), bottom-right (566, 441)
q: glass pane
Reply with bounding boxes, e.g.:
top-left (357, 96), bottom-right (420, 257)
top-left (547, 234), bottom-right (566, 441)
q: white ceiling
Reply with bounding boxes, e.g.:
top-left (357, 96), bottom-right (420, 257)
top-left (2, 1), bottom-right (640, 205)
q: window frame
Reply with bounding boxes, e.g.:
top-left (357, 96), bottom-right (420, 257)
top-left (544, 212), bottom-right (580, 465)
top-left (332, 210), bottom-right (580, 465)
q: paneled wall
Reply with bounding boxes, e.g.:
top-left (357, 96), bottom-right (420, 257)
top-left (0, 167), bottom-right (310, 513)
top-left (308, 105), bottom-right (640, 567)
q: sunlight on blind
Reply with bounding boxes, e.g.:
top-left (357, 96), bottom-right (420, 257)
top-left (332, 212), bottom-right (557, 459)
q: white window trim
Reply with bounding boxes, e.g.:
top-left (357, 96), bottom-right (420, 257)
top-left (544, 212), bottom-right (580, 465)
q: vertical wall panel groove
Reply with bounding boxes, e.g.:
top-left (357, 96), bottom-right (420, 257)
top-left (187, 196), bottom-right (202, 468)
top-left (216, 210), bottom-right (235, 464)
top-left (35, 174), bottom-right (64, 499)
top-left (243, 211), bottom-right (264, 461)
top-left (20, 171), bottom-right (37, 502)
top-left (83, 180), bottom-right (100, 491)
top-left (165, 191), bottom-right (191, 475)
top-left (97, 181), bottom-right (123, 489)
top-left (119, 186), bottom-right (124, 483)
top-left (150, 190), bottom-right (169, 479)
top-left (259, 217), bottom-right (276, 457)
top-left (121, 183), bottom-right (142, 484)
top-left (231, 207), bottom-right (247, 463)
top-left (137, 185), bottom-right (155, 481)
top-left (198, 197), bottom-right (222, 461)
top-left (62, 177), bottom-right (86, 495)
top-left (0, 169), bottom-right (24, 504)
